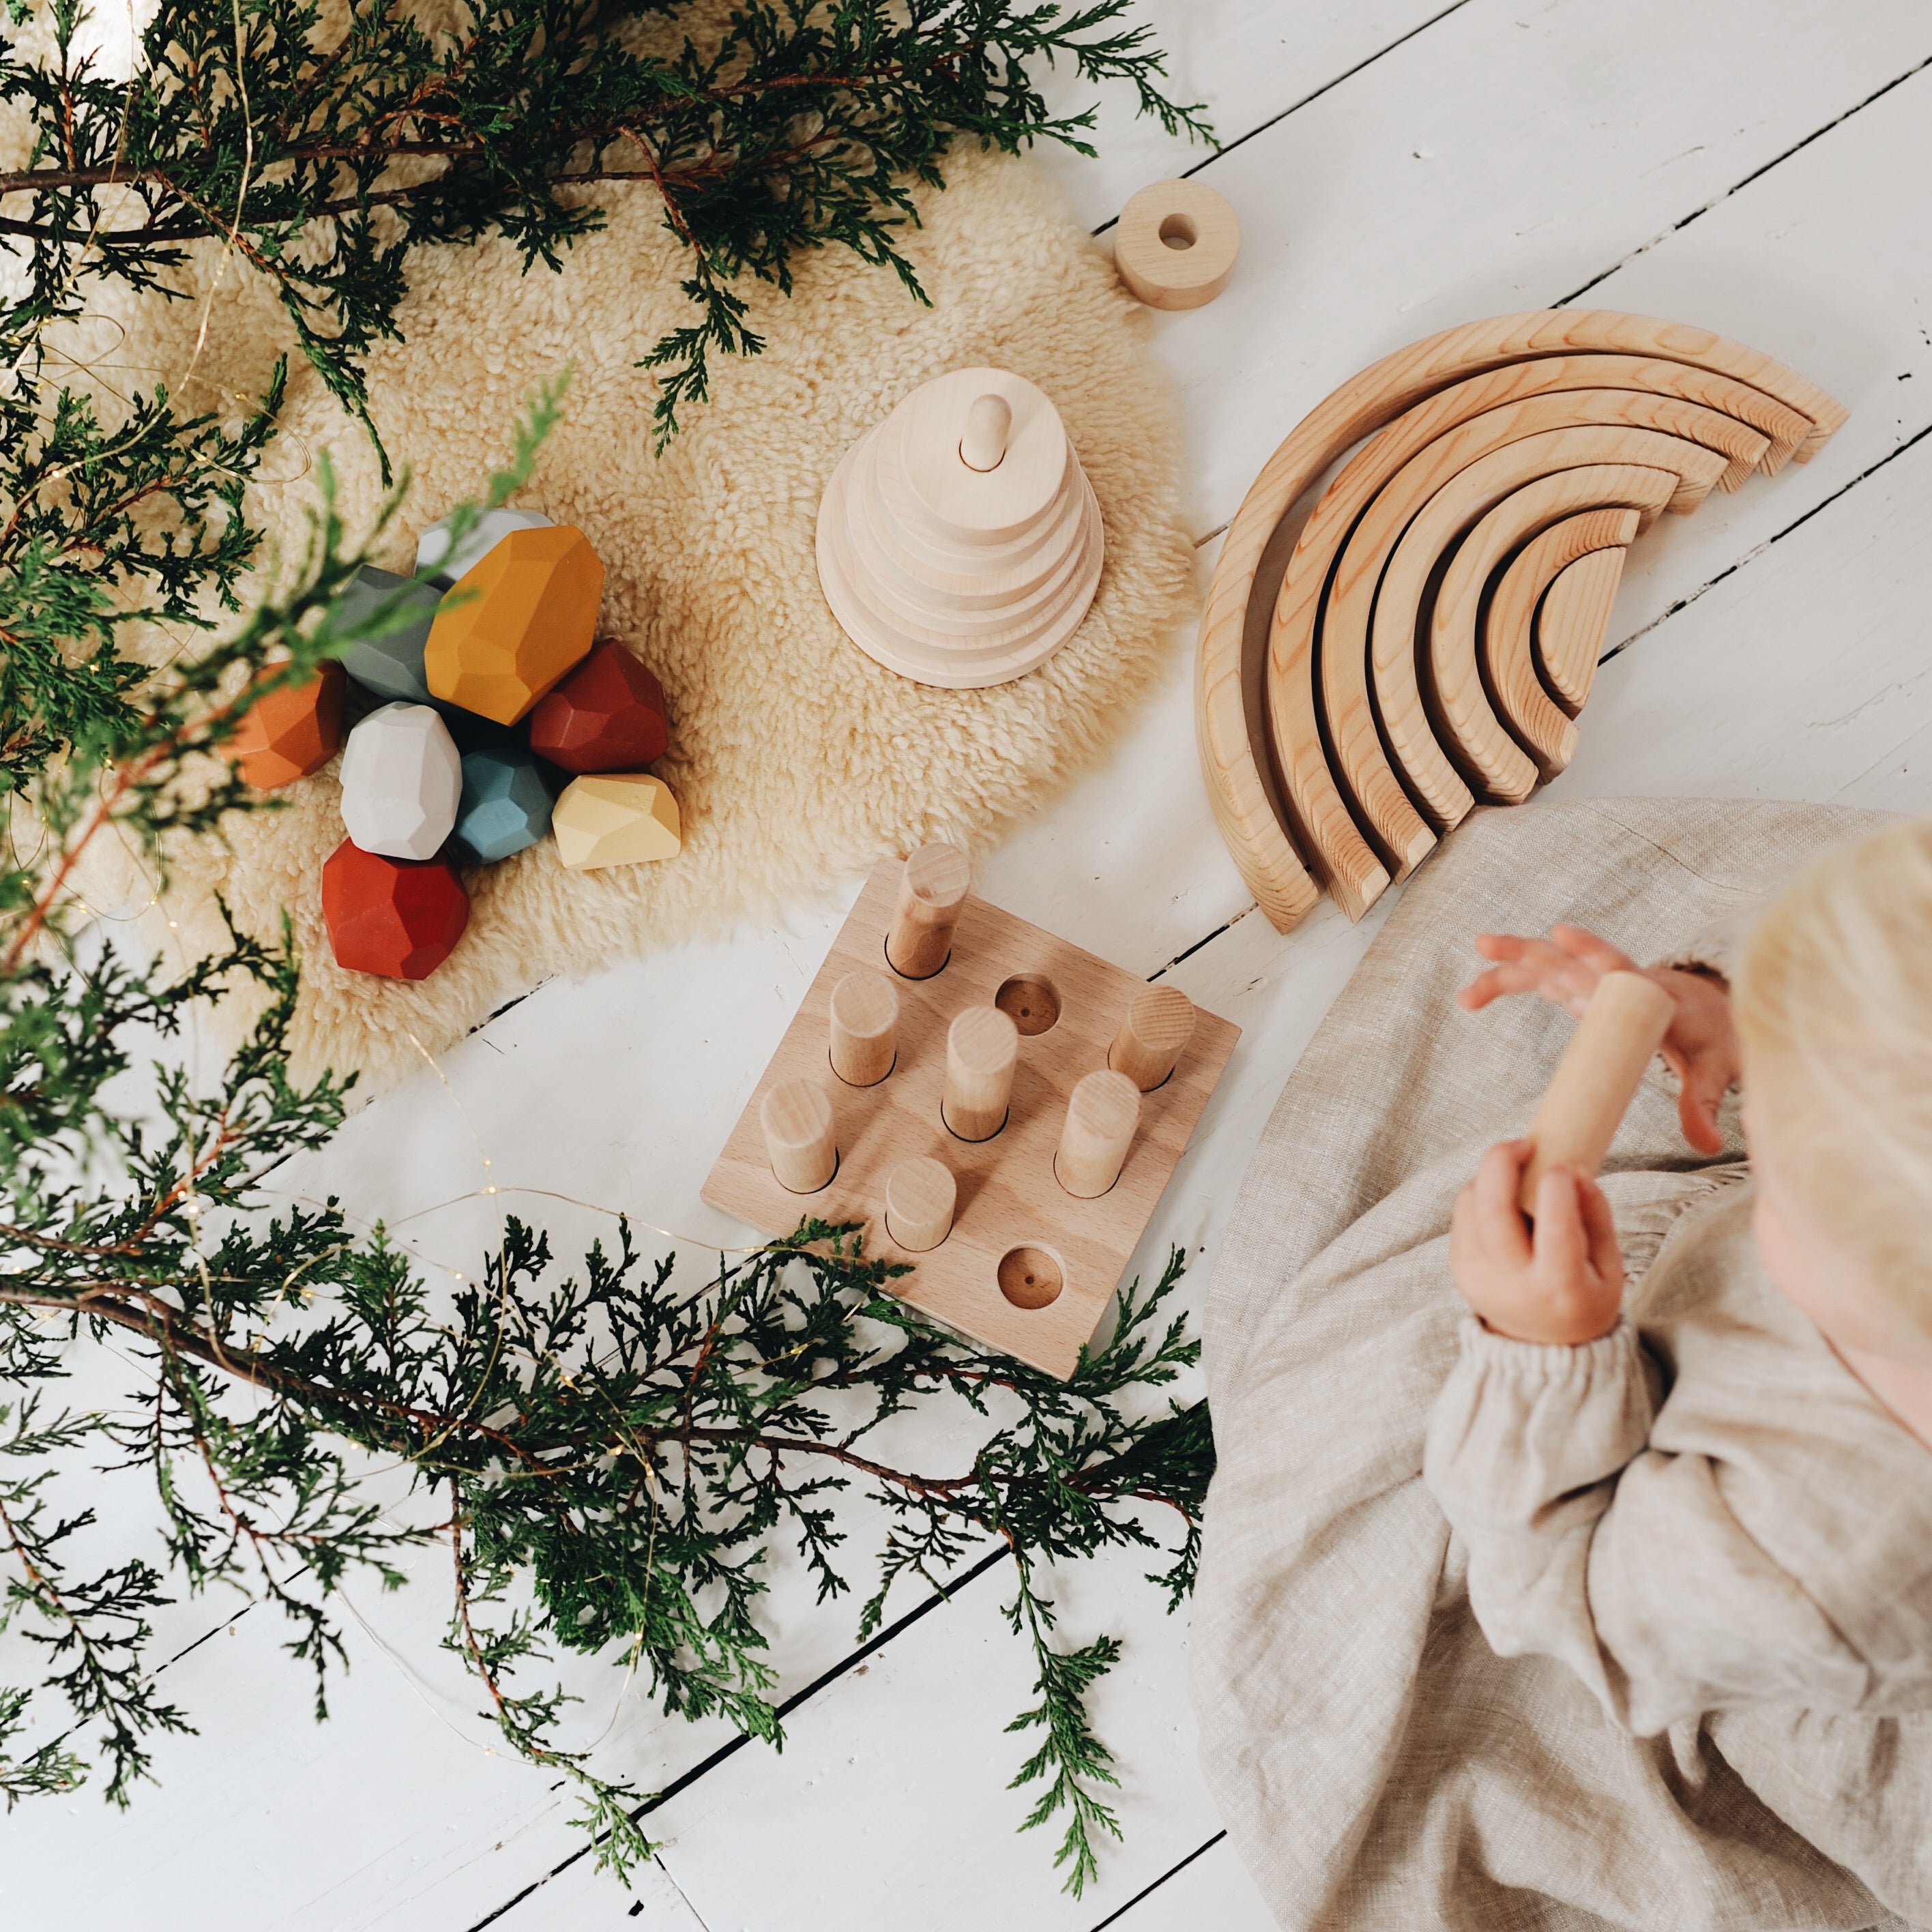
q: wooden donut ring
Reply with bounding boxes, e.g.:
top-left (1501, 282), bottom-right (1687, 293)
top-left (1114, 179), bottom-right (1241, 310)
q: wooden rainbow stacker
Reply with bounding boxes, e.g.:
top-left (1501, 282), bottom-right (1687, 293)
top-left (702, 847), bottom-right (1240, 1377)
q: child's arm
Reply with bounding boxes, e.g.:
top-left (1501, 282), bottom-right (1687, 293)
top-left (1428, 1140), bottom-right (1871, 1734)
top-left (1459, 923), bottom-right (1740, 1153)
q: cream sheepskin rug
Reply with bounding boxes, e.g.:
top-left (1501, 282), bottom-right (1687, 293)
top-left (79, 142), bottom-right (1195, 1089)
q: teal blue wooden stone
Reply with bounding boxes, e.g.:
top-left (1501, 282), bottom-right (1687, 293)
top-left (454, 748), bottom-right (553, 862)
top-left (337, 566), bottom-right (443, 706)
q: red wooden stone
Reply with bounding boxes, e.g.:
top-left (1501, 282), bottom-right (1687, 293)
top-left (321, 838), bottom-right (470, 980)
top-left (527, 638), bottom-right (669, 773)
top-left (231, 662), bottom-right (346, 789)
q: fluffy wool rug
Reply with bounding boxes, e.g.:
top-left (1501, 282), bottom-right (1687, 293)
top-left (72, 133), bottom-right (1194, 1088)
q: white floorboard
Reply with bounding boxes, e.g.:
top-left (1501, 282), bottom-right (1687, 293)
top-left (8, 2), bottom-right (1932, 1927)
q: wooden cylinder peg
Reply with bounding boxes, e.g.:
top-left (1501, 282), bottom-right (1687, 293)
top-left (886, 842), bottom-right (971, 978)
top-left (943, 1004), bottom-right (1019, 1142)
top-left (961, 393), bottom-right (1013, 471)
top-left (886, 1157), bottom-right (956, 1253)
top-left (830, 969), bottom-right (900, 1086)
top-left (1519, 971), bottom-right (1674, 1214)
top-left (1109, 984), bottom-right (1196, 1091)
top-left (1056, 1068), bottom-right (1141, 1199)
top-left (761, 1077), bottom-right (836, 1194)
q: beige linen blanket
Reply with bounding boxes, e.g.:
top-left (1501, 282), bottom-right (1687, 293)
top-left (1193, 796), bottom-right (1932, 1932)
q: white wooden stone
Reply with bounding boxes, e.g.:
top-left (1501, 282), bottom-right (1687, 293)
top-left (415, 503), bottom-right (553, 586)
top-left (336, 701), bottom-right (463, 860)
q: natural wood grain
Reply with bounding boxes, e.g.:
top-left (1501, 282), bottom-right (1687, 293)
top-left (943, 1005), bottom-right (1021, 1142)
top-left (1538, 546), bottom-right (1632, 716)
top-left (1056, 1070), bottom-right (1143, 1199)
top-left (830, 969), bottom-right (901, 1086)
top-left (1113, 179), bottom-right (1242, 310)
top-left (1519, 971), bottom-right (1675, 1214)
top-left (1109, 984), bottom-right (1196, 1091)
top-left (762, 1077), bottom-right (838, 1194)
top-left (1200, 310), bottom-right (1847, 929)
top-left (816, 366), bottom-right (1105, 688)
top-left (1484, 509), bottom-right (1638, 770)
top-left (884, 1156), bottom-right (957, 1252)
top-left (1367, 424), bottom-right (1727, 851)
top-left (1430, 469), bottom-right (1675, 800)
top-left (702, 860), bottom-right (1239, 1375)
top-left (1300, 389), bottom-right (1762, 908)
top-left (886, 842), bottom-right (971, 978)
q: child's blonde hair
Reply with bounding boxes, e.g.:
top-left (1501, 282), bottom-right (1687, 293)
top-left (1736, 819), bottom-right (1932, 1332)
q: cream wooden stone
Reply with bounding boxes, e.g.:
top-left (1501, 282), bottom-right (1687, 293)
top-left (815, 366), bottom-right (1104, 688)
top-left (884, 1157), bottom-right (956, 1253)
top-left (1429, 467), bottom-right (1677, 801)
top-left (1108, 985), bottom-right (1195, 1091)
top-left (885, 843), bottom-right (971, 979)
top-left (1055, 1070), bottom-right (1142, 1199)
top-left (1538, 546), bottom-right (1633, 716)
top-left (1484, 508), bottom-right (1639, 776)
top-left (551, 774), bottom-right (682, 870)
top-left (943, 1005), bottom-right (1019, 1143)
top-left (762, 1077), bottom-right (837, 1195)
top-left (1200, 311), bottom-right (1849, 932)
top-left (829, 970), bottom-right (900, 1087)
top-left (702, 859), bottom-right (1238, 1377)
top-left (1113, 178), bottom-right (1242, 310)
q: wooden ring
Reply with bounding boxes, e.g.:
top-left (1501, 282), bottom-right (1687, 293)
top-left (1113, 180), bottom-right (1240, 311)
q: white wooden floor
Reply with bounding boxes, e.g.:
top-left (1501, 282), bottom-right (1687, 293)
top-left (14, 2), bottom-right (1932, 1924)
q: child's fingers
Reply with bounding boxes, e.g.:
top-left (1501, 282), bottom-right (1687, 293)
top-left (1532, 1167), bottom-right (1589, 1280)
top-left (1575, 1174), bottom-right (1625, 1293)
top-left (1676, 1057), bottom-right (1731, 1156)
top-left (1549, 924), bottom-right (1639, 974)
top-left (1472, 1141), bottom-right (1534, 1264)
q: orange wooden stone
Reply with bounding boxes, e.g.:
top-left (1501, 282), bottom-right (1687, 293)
top-left (527, 639), bottom-right (670, 773)
top-left (230, 662), bottom-right (346, 789)
top-left (321, 838), bottom-right (470, 980)
top-left (424, 526), bottom-right (604, 725)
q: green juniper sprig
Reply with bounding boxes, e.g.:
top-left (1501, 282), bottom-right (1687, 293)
top-left (1, 0), bottom-right (1210, 460)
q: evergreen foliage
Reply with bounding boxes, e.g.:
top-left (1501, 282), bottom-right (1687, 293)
top-left (0, 0), bottom-right (1216, 1894)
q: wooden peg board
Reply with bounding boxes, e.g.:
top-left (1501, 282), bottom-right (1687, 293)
top-left (701, 860), bottom-right (1240, 1377)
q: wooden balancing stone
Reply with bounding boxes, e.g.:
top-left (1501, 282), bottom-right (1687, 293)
top-left (815, 367), bottom-right (1104, 689)
top-left (703, 844), bottom-right (1239, 1377)
top-left (1192, 310), bottom-right (1849, 932)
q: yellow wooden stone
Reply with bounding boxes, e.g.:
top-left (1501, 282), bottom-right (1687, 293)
top-left (424, 526), bottom-right (604, 724)
top-left (551, 773), bottom-right (682, 870)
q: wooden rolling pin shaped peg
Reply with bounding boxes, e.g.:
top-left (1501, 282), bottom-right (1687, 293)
top-left (886, 1157), bottom-right (956, 1253)
top-left (1109, 984), bottom-right (1196, 1091)
top-left (943, 1005), bottom-right (1019, 1143)
top-left (1057, 1068), bottom-right (1142, 1199)
top-left (829, 969), bottom-right (901, 1085)
top-left (761, 1077), bottom-right (838, 1194)
top-left (886, 842), bottom-right (971, 978)
top-left (1519, 971), bottom-right (1675, 1215)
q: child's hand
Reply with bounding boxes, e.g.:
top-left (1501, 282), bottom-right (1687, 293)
top-left (1458, 923), bottom-right (1740, 1154)
top-left (1452, 1141), bottom-right (1626, 1345)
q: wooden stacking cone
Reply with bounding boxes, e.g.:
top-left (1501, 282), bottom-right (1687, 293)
top-left (815, 366), bottom-right (1104, 689)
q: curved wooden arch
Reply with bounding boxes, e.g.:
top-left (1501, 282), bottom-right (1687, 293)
top-left (1270, 371), bottom-right (1779, 909)
top-left (1291, 396), bottom-right (1755, 913)
top-left (1371, 428), bottom-right (1727, 857)
top-left (1538, 548), bottom-right (1630, 718)
top-left (1431, 473), bottom-right (1668, 798)
top-left (1199, 310), bottom-right (1847, 931)
top-left (1484, 508), bottom-right (1638, 776)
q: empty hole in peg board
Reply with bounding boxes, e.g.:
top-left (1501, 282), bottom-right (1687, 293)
top-left (994, 974), bottom-right (1061, 1036)
top-left (997, 1246), bottom-right (1064, 1309)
